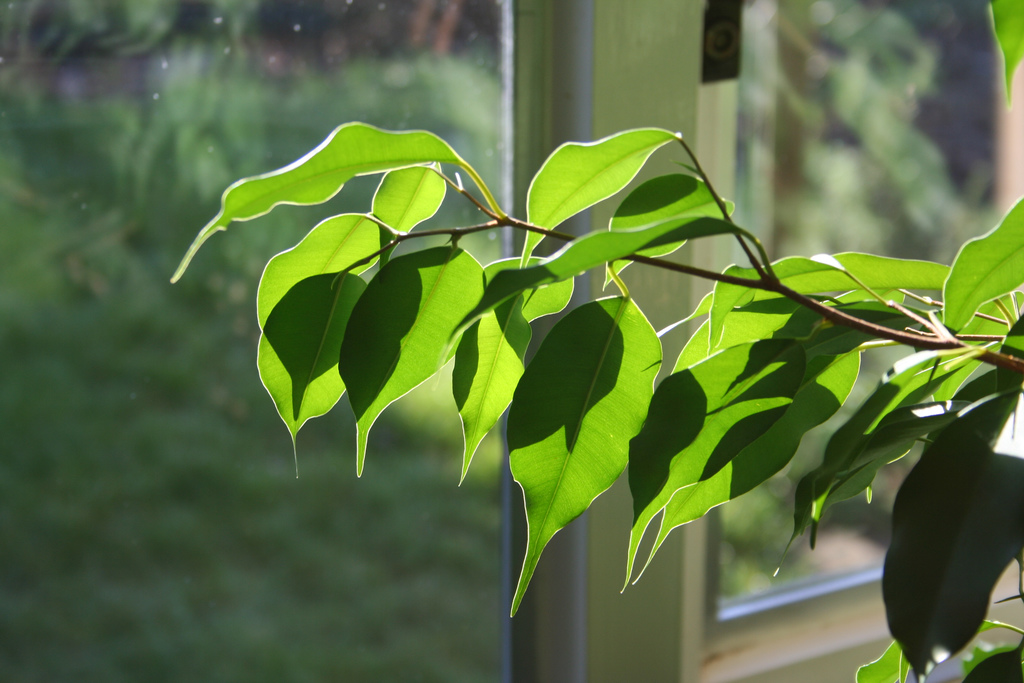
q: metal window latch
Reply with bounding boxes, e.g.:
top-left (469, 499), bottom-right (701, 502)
top-left (702, 0), bottom-right (742, 83)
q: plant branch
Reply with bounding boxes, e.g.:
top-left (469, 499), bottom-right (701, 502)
top-left (436, 169), bottom-right (502, 220)
top-left (674, 134), bottom-right (775, 279)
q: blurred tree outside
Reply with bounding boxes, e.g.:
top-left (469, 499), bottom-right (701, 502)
top-left (0, 2), bottom-right (507, 681)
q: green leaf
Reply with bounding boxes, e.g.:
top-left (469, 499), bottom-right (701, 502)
top-left (674, 318), bottom-right (711, 371)
top-left (883, 392), bottom-right (1024, 678)
top-left (962, 645), bottom-right (1023, 682)
top-left (626, 339), bottom-right (805, 584)
top-left (173, 122), bottom-right (491, 282)
top-left (944, 199), bottom-right (1024, 331)
top-left (993, 0), bottom-right (1024, 102)
top-left (522, 128), bottom-right (677, 259)
top-left (453, 300), bottom-right (531, 482)
top-left (857, 641), bottom-right (911, 683)
top-left (372, 165), bottom-right (446, 232)
top-left (608, 174), bottom-right (726, 276)
top-left (463, 216), bottom-right (739, 333)
top-left (653, 351), bottom-right (859, 561)
top-left (339, 246), bottom-right (485, 475)
top-left (258, 272), bottom-right (366, 444)
top-left (710, 254), bottom-right (947, 349)
top-left (792, 351), bottom-right (976, 544)
top-left (508, 297), bottom-right (661, 615)
top-left (451, 258), bottom-right (574, 479)
top-left (256, 213), bottom-right (381, 327)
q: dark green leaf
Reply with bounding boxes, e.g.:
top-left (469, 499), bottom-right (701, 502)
top-left (523, 128), bottom-right (677, 258)
top-left (508, 297), bottom-right (661, 614)
top-left (340, 246), bottom-right (484, 475)
top-left (258, 273), bottom-right (366, 444)
top-left (961, 645), bottom-right (1022, 682)
top-left (792, 351), bottom-right (978, 544)
top-left (372, 166), bottom-right (446, 232)
top-left (173, 123), bottom-right (494, 281)
top-left (944, 199), bottom-right (1024, 330)
top-left (626, 339), bottom-right (805, 583)
top-left (256, 213), bottom-right (381, 327)
top-left (883, 392), bottom-right (1024, 678)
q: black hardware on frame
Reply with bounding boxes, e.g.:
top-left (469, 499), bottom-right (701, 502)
top-left (702, 0), bottom-right (742, 83)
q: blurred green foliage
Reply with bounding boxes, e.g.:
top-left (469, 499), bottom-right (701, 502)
top-left (0, 1), bottom-right (504, 680)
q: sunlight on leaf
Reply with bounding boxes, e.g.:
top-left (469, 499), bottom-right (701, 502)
top-left (372, 166), bottom-right (446, 232)
top-left (523, 128), bottom-right (677, 260)
top-left (258, 272), bottom-right (365, 449)
top-left (340, 246), bottom-right (485, 476)
top-left (508, 297), bottom-right (661, 615)
top-left (992, 0), bottom-right (1024, 103)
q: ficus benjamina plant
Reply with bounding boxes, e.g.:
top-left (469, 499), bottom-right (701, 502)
top-left (171, 3), bottom-right (1024, 681)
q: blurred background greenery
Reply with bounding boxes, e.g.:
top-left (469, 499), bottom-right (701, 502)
top-left (0, 1), bottom-right (506, 680)
top-left (722, 0), bottom-right (1003, 599)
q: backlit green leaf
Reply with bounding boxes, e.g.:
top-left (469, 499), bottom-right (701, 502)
top-left (340, 246), bottom-right (485, 475)
top-left (608, 174), bottom-right (725, 276)
top-left (884, 392), bottom-right (1024, 678)
top-left (258, 272), bottom-right (366, 444)
top-left (372, 166), bottom-right (446, 232)
top-left (710, 254), bottom-right (947, 349)
top-left (462, 217), bottom-right (738, 333)
top-left (944, 199), bottom-right (1024, 331)
top-left (451, 258), bottom-right (574, 479)
top-left (453, 300), bottom-right (530, 482)
top-left (857, 641), bottom-right (910, 683)
top-left (508, 297), bottom-right (661, 615)
top-left (993, 0), bottom-right (1024, 101)
top-left (256, 213), bottom-right (381, 327)
top-left (653, 352), bottom-right (859, 563)
top-left (522, 128), bottom-right (677, 259)
top-left (173, 123), bottom-right (494, 281)
top-left (626, 339), bottom-right (805, 584)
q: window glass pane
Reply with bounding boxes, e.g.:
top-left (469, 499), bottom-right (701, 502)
top-left (0, 2), bottom-right (506, 680)
top-left (722, 0), bottom-right (1000, 599)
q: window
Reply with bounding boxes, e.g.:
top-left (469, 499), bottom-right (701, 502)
top-left (0, 2), bottom-right (508, 681)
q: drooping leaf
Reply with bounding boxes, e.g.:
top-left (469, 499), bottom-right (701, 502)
top-left (992, 0), bottom-right (1024, 102)
top-left (453, 299), bottom-right (531, 482)
top-left (626, 339), bottom-right (805, 583)
top-left (608, 174), bottom-right (726, 276)
top-left (654, 351), bottom-right (859, 561)
top-left (372, 165), bottom-right (446, 232)
top-left (817, 399), bottom-right (969, 517)
top-left (944, 199), bottom-right (1024, 331)
top-left (451, 259), bottom-right (574, 479)
top-left (961, 645), bottom-right (1023, 682)
top-left (508, 297), bottom-right (661, 615)
top-left (674, 318), bottom-right (711, 371)
top-left (883, 392), bottom-right (1024, 678)
top-left (462, 216), bottom-right (739, 333)
top-left (339, 246), bottom-right (485, 475)
top-left (173, 123), bottom-right (494, 281)
top-left (258, 272), bottom-right (366, 444)
top-left (792, 351), bottom-right (978, 544)
top-left (857, 641), bottom-right (911, 683)
top-left (256, 213), bottom-right (381, 327)
top-left (522, 128), bottom-right (677, 259)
